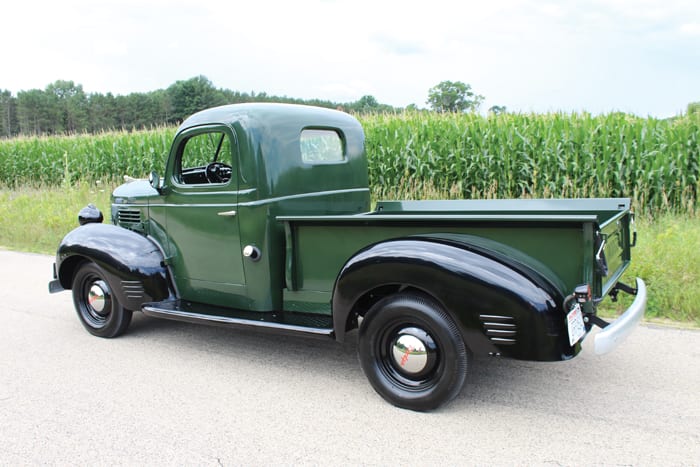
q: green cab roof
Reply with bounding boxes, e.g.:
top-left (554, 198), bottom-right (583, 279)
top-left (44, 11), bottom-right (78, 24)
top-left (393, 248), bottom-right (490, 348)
top-left (178, 103), bottom-right (360, 133)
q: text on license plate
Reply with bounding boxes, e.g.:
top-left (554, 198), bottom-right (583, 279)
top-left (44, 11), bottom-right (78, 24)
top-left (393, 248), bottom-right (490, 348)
top-left (567, 303), bottom-right (586, 346)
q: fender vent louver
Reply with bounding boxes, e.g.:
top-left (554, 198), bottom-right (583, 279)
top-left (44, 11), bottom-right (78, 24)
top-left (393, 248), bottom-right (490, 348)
top-left (121, 280), bottom-right (145, 300)
top-left (117, 208), bottom-right (141, 224)
top-left (479, 314), bottom-right (517, 345)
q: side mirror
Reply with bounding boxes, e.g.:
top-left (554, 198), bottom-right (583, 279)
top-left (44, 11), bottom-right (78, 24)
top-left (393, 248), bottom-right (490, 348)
top-left (149, 171), bottom-right (162, 193)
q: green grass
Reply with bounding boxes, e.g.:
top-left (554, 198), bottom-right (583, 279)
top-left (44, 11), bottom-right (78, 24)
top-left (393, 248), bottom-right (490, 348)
top-left (1, 184), bottom-right (698, 326)
top-left (599, 215), bottom-right (700, 326)
top-left (0, 184), bottom-right (113, 253)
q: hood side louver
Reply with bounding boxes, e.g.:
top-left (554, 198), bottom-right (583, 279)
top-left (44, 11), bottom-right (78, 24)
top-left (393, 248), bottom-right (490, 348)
top-left (117, 208), bottom-right (141, 224)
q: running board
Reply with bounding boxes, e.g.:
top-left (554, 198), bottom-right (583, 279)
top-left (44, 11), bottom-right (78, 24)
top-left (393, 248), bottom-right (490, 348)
top-left (142, 299), bottom-right (334, 339)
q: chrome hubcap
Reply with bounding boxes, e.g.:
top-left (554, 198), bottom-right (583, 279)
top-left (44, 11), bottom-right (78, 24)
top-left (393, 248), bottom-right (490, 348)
top-left (392, 334), bottom-right (428, 374)
top-left (388, 327), bottom-right (437, 380)
top-left (88, 281), bottom-right (109, 315)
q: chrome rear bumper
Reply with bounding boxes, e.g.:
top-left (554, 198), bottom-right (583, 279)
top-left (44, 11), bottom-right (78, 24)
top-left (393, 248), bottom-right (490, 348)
top-left (594, 278), bottom-right (646, 355)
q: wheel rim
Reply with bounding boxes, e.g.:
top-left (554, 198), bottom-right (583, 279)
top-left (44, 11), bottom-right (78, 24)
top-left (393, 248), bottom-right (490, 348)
top-left (379, 324), bottom-right (440, 390)
top-left (79, 275), bottom-right (113, 327)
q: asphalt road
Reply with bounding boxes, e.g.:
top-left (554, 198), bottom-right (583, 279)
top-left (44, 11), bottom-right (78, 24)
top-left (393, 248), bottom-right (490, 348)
top-left (1, 250), bottom-right (698, 465)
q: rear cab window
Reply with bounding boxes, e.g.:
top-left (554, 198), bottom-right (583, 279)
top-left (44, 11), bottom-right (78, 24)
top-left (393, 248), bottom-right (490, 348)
top-left (300, 129), bottom-right (345, 164)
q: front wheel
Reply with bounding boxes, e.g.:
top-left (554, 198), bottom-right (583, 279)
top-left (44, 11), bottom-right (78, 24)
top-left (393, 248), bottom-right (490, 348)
top-left (358, 293), bottom-right (469, 411)
top-left (72, 262), bottom-right (132, 338)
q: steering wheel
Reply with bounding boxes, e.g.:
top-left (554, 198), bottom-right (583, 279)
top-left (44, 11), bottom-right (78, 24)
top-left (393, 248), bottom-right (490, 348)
top-left (205, 162), bottom-right (231, 183)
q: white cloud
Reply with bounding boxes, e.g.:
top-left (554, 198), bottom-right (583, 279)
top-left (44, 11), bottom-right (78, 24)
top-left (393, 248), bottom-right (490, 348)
top-left (680, 22), bottom-right (700, 36)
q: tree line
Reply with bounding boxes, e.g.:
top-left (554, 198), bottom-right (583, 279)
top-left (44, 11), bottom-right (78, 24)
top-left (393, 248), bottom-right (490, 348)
top-left (0, 75), bottom-right (400, 138)
top-left (7, 75), bottom-right (689, 139)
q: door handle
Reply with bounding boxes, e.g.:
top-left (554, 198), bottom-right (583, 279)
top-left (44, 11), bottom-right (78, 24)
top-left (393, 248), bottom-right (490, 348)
top-left (217, 210), bottom-right (237, 217)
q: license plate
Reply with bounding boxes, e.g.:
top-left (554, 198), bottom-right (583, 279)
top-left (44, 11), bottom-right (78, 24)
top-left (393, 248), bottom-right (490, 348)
top-left (567, 303), bottom-right (586, 346)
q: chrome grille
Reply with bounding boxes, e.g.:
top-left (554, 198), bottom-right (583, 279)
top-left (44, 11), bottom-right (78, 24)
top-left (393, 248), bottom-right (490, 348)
top-left (479, 314), bottom-right (517, 345)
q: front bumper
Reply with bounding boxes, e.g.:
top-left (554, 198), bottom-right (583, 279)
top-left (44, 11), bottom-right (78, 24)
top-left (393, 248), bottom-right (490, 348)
top-left (594, 278), bottom-right (647, 355)
top-left (48, 279), bottom-right (64, 294)
top-left (48, 262), bottom-right (64, 294)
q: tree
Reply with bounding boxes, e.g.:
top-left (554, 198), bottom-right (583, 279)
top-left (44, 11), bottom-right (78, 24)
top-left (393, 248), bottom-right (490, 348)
top-left (88, 92), bottom-right (118, 132)
top-left (489, 105), bottom-right (507, 115)
top-left (17, 89), bottom-right (57, 135)
top-left (46, 80), bottom-right (89, 133)
top-left (426, 80), bottom-right (484, 113)
top-left (0, 90), bottom-right (18, 138)
top-left (166, 76), bottom-right (225, 122)
top-left (356, 95), bottom-right (379, 112)
top-left (346, 95), bottom-right (396, 114)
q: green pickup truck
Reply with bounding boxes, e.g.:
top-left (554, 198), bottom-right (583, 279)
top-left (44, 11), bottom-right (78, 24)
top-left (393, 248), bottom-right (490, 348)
top-left (50, 103), bottom-right (646, 411)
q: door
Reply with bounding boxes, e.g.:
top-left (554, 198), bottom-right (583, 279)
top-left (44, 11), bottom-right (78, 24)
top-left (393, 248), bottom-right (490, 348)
top-left (164, 126), bottom-right (246, 307)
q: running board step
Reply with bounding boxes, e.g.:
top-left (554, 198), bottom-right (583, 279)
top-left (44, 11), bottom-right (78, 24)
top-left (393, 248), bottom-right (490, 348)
top-left (142, 299), bottom-right (334, 339)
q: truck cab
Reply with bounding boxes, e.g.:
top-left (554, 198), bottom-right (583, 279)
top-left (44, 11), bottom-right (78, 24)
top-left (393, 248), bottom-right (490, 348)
top-left (113, 104), bottom-right (370, 311)
top-left (50, 103), bottom-right (646, 411)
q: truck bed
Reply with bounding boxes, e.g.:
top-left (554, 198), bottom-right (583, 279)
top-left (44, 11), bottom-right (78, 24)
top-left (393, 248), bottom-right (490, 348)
top-left (280, 198), bottom-right (634, 314)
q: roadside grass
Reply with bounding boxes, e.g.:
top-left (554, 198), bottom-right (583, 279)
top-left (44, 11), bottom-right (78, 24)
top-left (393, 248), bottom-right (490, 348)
top-left (0, 183), bottom-right (113, 254)
top-left (598, 214), bottom-right (700, 326)
top-left (1, 184), bottom-right (698, 326)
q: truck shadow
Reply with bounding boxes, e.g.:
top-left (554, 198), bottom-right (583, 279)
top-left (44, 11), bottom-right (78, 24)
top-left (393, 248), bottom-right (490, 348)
top-left (126, 313), bottom-right (617, 414)
top-left (126, 312), bottom-right (363, 373)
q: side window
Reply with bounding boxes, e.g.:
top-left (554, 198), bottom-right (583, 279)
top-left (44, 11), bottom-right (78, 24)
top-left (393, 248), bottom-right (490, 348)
top-left (300, 129), bottom-right (344, 164)
top-left (176, 131), bottom-right (233, 185)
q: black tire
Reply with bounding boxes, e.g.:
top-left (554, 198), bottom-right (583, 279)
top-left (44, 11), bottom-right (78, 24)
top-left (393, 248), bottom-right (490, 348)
top-left (72, 262), bottom-right (132, 338)
top-left (358, 293), bottom-right (468, 411)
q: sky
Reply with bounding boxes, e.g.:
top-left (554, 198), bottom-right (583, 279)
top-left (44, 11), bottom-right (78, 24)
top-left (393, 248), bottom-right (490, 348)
top-left (2, 0), bottom-right (699, 118)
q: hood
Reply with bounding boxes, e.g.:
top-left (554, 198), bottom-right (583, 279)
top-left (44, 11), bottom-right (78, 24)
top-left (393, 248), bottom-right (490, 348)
top-left (112, 180), bottom-right (158, 203)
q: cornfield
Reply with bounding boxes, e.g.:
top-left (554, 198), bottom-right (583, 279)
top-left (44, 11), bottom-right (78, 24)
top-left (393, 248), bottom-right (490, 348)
top-left (363, 112), bottom-right (699, 215)
top-left (0, 113), bottom-right (698, 215)
top-left (0, 127), bottom-right (176, 187)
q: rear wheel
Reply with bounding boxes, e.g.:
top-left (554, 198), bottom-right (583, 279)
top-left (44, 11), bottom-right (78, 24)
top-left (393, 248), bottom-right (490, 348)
top-left (72, 262), bottom-right (132, 338)
top-left (358, 293), bottom-right (468, 411)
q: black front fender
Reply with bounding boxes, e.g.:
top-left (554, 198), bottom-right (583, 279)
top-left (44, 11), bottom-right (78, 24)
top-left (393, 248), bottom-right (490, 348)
top-left (55, 223), bottom-right (170, 310)
top-left (332, 238), bottom-right (573, 361)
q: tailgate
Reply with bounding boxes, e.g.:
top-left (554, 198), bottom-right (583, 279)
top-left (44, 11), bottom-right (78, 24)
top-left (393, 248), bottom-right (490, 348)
top-left (597, 209), bottom-right (636, 298)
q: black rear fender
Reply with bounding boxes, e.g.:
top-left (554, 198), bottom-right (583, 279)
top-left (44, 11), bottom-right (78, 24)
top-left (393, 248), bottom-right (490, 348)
top-left (332, 238), bottom-right (572, 361)
top-left (55, 223), bottom-right (171, 310)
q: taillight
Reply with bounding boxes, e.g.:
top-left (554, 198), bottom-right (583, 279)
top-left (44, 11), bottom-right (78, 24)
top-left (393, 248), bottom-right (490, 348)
top-left (573, 284), bottom-right (591, 303)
